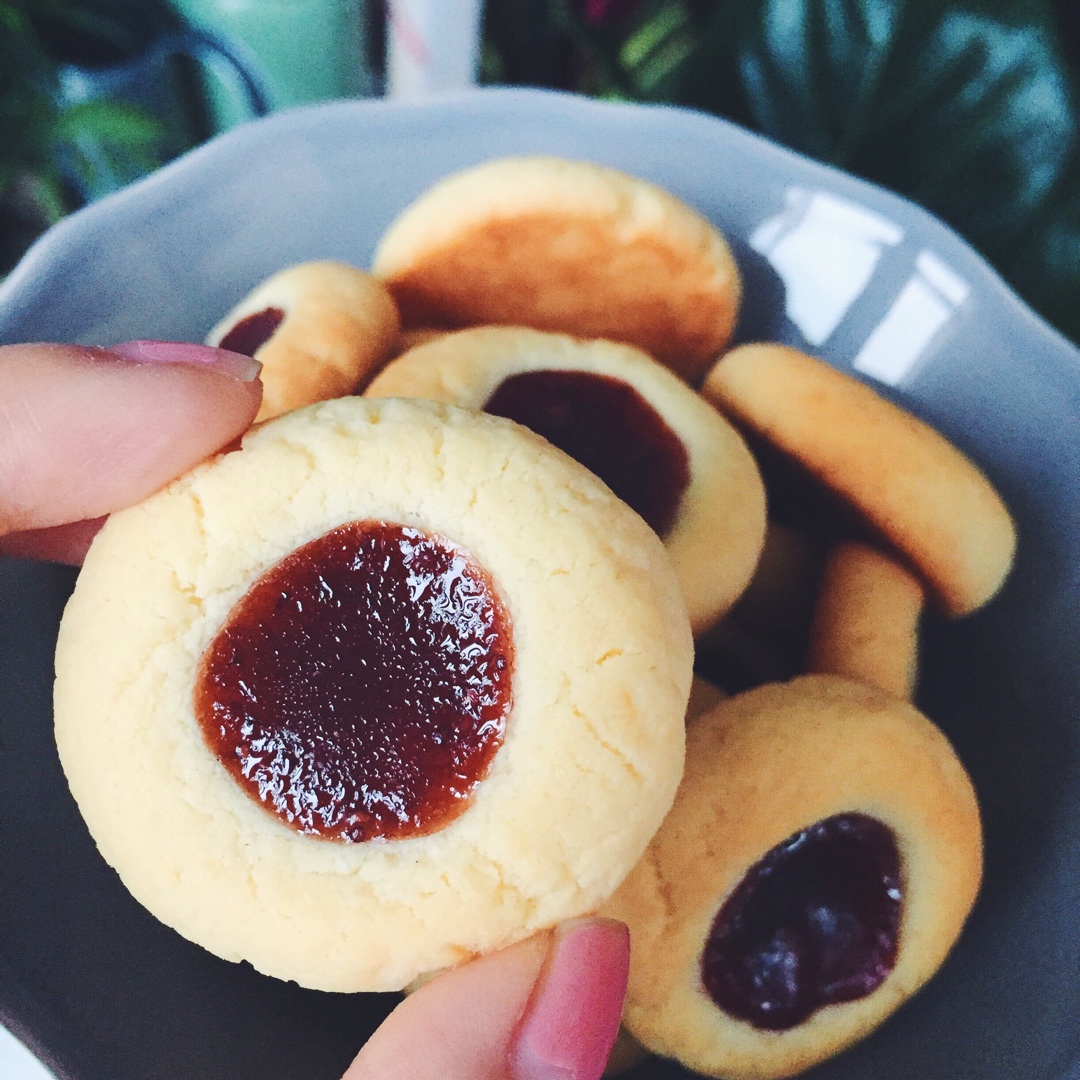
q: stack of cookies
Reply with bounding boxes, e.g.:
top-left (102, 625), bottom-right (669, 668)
top-left (54, 156), bottom-right (1015, 1078)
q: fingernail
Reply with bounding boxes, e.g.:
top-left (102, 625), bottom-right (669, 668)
top-left (511, 917), bottom-right (630, 1080)
top-left (106, 340), bottom-right (262, 382)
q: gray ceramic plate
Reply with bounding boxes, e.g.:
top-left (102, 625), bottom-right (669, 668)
top-left (0, 88), bottom-right (1077, 1080)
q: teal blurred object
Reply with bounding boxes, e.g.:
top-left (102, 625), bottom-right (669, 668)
top-left (54, 28), bottom-right (270, 201)
top-left (0, 0), bottom-right (370, 274)
top-left (0, 0), bottom-right (270, 272)
top-left (169, 0), bottom-right (374, 132)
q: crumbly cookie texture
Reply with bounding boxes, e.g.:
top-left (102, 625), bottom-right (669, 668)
top-left (601, 675), bottom-right (983, 1080)
top-left (701, 343), bottom-right (1017, 616)
top-left (205, 260), bottom-right (400, 422)
top-left (371, 156), bottom-right (741, 381)
top-left (54, 396), bottom-right (691, 993)
top-left (367, 326), bottom-right (766, 635)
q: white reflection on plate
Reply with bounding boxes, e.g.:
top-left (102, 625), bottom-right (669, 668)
top-left (750, 187), bottom-right (903, 346)
top-left (751, 187), bottom-right (972, 387)
top-left (853, 251), bottom-right (971, 386)
top-left (0, 1026), bottom-right (54, 1080)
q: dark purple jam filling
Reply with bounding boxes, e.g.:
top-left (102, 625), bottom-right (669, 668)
top-left (195, 522), bottom-right (513, 842)
top-left (218, 306), bottom-right (285, 357)
top-left (483, 369), bottom-right (690, 538)
top-left (702, 813), bottom-right (902, 1030)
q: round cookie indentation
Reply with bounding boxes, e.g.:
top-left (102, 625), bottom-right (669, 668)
top-left (702, 812), bottom-right (901, 1031)
top-left (196, 521), bottom-right (512, 843)
top-left (484, 369), bottom-right (690, 538)
top-left (55, 396), bottom-right (692, 992)
top-left (218, 306), bottom-right (285, 358)
top-left (366, 326), bottom-right (766, 635)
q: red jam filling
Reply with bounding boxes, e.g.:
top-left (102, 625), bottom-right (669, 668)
top-left (195, 522), bottom-right (513, 842)
top-left (702, 813), bottom-right (902, 1030)
top-left (218, 306), bottom-right (285, 357)
top-left (483, 370), bottom-right (690, 538)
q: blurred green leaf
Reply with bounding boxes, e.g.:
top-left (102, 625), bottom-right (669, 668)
top-left (53, 98), bottom-right (169, 201)
top-left (496, 0), bottom-right (1080, 345)
top-left (1, 0), bottom-right (189, 276)
top-left (731, 1), bottom-right (1079, 269)
top-left (0, 4), bottom-right (59, 193)
top-left (1008, 151), bottom-right (1080, 346)
top-left (619, 1), bottom-right (696, 94)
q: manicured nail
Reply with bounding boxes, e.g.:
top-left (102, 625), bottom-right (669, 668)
top-left (511, 917), bottom-right (630, 1080)
top-left (106, 340), bottom-right (262, 382)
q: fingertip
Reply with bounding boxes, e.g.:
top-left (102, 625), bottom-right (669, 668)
top-left (0, 343), bottom-right (262, 536)
top-left (342, 934), bottom-right (550, 1080)
top-left (106, 340), bottom-right (263, 383)
top-left (511, 918), bottom-right (630, 1080)
top-left (0, 517), bottom-right (107, 564)
top-left (342, 918), bottom-right (630, 1080)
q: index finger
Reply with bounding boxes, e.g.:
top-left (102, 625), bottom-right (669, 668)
top-left (0, 342), bottom-right (261, 558)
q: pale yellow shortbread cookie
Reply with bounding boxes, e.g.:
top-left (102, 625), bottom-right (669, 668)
top-left (206, 260), bottom-right (400, 422)
top-left (602, 675), bottom-right (982, 1080)
top-left (701, 343), bottom-right (1016, 616)
top-left (806, 540), bottom-right (924, 700)
top-left (372, 156), bottom-right (741, 381)
top-left (366, 327), bottom-right (766, 635)
top-left (55, 397), bottom-right (691, 993)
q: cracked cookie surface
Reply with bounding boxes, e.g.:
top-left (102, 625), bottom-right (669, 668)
top-left (54, 396), bottom-right (691, 992)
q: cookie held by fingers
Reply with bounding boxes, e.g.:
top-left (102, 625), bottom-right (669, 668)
top-left (54, 396), bottom-right (692, 993)
top-left (371, 156), bottom-right (742, 381)
top-left (601, 675), bottom-right (982, 1080)
top-left (701, 343), bottom-right (1016, 616)
top-left (206, 260), bottom-right (400, 422)
top-left (366, 326), bottom-right (766, 634)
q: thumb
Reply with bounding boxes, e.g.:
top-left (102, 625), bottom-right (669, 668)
top-left (0, 341), bottom-right (261, 562)
top-left (344, 917), bottom-right (630, 1080)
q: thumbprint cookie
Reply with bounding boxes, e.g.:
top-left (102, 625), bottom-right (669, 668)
top-left (54, 397), bottom-right (691, 993)
top-left (371, 156), bottom-right (741, 381)
top-left (205, 260), bottom-right (400, 422)
top-left (366, 326), bottom-right (766, 634)
top-left (601, 675), bottom-right (982, 1079)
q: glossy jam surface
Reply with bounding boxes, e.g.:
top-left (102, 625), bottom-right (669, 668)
top-left (702, 813), bottom-right (902, 1030)
top-left (219, 306), bottom-right (285, 357)
top-left (195, 522), bottom-right (513, 842)
top-left (484, 370), bottom-right (690, 538)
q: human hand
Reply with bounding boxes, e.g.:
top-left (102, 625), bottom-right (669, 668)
top-left (0, 341), bottom-right (262, 561)
top-left (0, 340), bottom-right (631, 1080)
top-left (346, 917), bottom-right (629, 1080)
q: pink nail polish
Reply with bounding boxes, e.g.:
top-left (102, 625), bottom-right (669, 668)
top-left (106, 340), bottom-right (262, 382)
top-left (511, 917), bottom-right (630, 1080)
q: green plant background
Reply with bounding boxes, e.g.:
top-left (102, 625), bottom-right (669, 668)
top-left (2, 0), bottom-right (1078, 349)
top-left (0, 0), bottom-right (203, 272)
top-left (485, 0), bottom-right (1080, 348)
